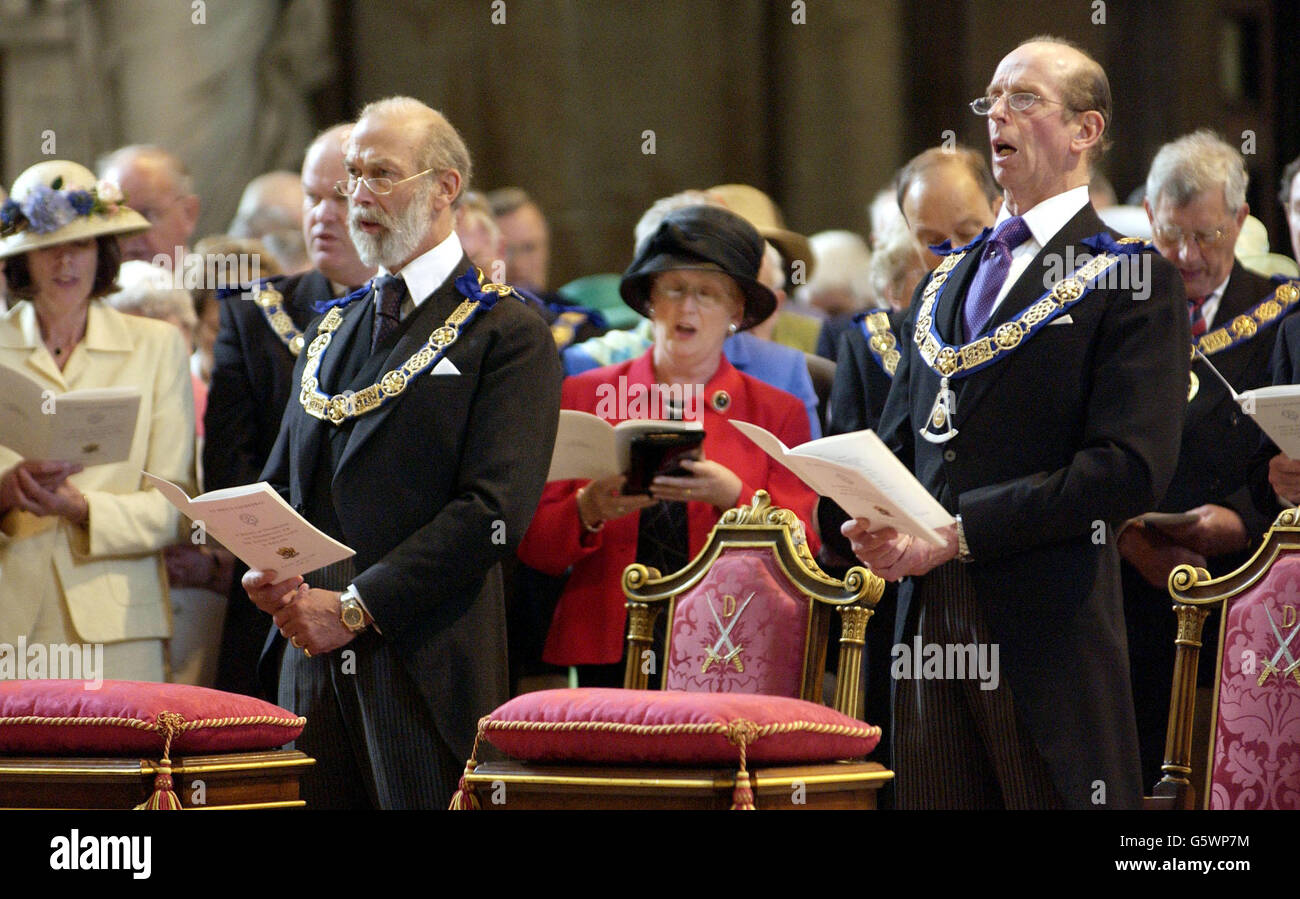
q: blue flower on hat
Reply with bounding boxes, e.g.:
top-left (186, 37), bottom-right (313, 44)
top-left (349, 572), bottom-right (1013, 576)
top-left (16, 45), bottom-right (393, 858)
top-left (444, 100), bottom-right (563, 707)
top-left (66, 190), bottom-right (96, 216)
top-left (21, 184), bottom-right (77, 235)
top-left (0, 198), bottom-right (19, 230)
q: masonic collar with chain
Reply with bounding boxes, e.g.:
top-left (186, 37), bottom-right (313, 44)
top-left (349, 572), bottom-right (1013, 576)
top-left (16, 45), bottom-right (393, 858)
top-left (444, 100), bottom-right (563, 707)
top-left (1185, 279), bottom-right (1300, 401)
top-left (858, 310), bottom-right (900, 378)
top-left (912, 232), bottom-right (1145, 443)
top-left (298, 266), bottom-right (516, 425)
top-left (253, 283), bottom-right (307, 357)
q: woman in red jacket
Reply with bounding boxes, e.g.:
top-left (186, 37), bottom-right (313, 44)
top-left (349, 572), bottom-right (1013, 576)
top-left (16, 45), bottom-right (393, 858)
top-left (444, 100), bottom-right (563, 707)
top-left (518, 205), bottom-right (819, 684)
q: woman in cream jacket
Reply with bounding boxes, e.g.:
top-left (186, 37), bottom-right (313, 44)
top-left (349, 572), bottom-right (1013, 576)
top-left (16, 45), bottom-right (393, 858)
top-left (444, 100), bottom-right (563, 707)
top-left (0, 160), bottom-right (194, 682)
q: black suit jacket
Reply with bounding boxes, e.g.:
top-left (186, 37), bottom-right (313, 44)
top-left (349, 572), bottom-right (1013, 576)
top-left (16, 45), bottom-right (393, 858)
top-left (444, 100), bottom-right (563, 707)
top-left (258, 258), bottom-right (562, 761)
top-left (879, 204), bottom-right (1189, 809)
top-left (1157, 263), bottom-right (1276, 536)
top-left (204, 270), bottom-right (334, 490)
top-left (205, 271), bottom-right (340, 696)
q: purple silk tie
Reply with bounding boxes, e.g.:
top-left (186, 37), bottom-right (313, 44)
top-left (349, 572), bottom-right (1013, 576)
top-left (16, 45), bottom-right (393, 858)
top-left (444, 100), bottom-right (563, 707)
top-left (962, 215), bottom-right (1032, 340)
top-left (371, 275), bottom-right (407, 353)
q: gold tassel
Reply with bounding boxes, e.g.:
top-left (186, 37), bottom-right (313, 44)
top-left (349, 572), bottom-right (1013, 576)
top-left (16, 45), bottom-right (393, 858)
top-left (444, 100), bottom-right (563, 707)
top-left (134, 711), bottom-right (185, 810)
top-left (448, 725), bottom-right (485, 810)
top-left (726, 720), bottom-right (758, 810)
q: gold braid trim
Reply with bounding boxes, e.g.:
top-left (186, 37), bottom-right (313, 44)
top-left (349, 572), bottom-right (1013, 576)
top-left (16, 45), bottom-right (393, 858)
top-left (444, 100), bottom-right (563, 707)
top-left (478, 717), bottom-right (880, 741)
top-left (0, 713), bottom-right (306, 733)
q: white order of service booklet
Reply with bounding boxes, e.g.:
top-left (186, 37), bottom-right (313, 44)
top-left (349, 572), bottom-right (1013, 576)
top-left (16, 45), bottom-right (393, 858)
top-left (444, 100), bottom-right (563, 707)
top-left (144, 473), bottom-right (354, 579)
top-left (0, 364), bottom-right (140, 466)
top-left (730, 420), bottom-right (956, 547)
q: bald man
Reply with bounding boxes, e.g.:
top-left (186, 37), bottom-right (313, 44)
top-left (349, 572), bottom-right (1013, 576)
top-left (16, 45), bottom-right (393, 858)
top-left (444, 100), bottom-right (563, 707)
top-left (97, 145), bottom-right (200, 269)
top-left (843, 36), bottom-right (1187, 809)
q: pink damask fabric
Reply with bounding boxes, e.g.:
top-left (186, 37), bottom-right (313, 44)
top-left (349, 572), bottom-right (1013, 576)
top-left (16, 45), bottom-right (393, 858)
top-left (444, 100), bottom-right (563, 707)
top-left (1210, 554), bottom-right (1300, 809)
top-left (663, 548), bottom-right (810, 696)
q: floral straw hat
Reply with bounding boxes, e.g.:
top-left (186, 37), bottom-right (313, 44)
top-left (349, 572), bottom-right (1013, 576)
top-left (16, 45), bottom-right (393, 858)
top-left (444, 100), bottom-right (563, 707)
top-left (0, 160), bottom-right (149, 260)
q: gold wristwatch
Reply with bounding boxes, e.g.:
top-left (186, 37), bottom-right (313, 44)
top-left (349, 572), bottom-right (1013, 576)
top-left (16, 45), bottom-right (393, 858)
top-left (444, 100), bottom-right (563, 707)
top-left (339, 586), bottom-right (369, 633)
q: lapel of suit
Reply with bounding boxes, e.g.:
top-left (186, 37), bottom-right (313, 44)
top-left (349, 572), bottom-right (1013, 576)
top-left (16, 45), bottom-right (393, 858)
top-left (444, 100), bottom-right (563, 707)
top-left (289, 289), bottom-right (372, 503)
top-left (333, 259), bottom-right (471, 475)
top-left (952, 205), bottom-right (1106, 429)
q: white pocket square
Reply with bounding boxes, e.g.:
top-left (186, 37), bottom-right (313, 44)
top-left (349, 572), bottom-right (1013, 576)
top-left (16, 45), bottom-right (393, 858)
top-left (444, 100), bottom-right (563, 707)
top-left (1048, 315), bottom-right (1074, 326)
top-left (431, 357), bottom-right (461, 375)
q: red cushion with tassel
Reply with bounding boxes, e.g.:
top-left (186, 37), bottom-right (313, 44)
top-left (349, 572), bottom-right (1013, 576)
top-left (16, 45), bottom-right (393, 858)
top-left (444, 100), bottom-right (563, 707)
top-left (0, 680), bottom-right (304, 754)
top-left (478, 688), bottom-right (880, 764)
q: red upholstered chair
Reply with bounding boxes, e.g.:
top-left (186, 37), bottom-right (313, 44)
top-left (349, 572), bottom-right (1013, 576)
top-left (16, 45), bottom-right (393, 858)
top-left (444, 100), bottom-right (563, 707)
top-left (455, 490), bottom-right (892, 809)
top-left (1151, 508), bottom-right (1300, 809)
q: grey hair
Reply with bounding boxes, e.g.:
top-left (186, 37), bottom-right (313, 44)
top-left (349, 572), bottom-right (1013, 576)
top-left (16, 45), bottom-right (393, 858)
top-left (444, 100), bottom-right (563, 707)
top-left (354, 96), bottom-right (473, 203)
top-left (105, 283), bottom-right (197, 333)
top-left (96, 145), bottom-right (195, 196)
top-left (632, 190), bottom-right (724, 253)
top-left (1146, 129), bottom-right (1248, 213)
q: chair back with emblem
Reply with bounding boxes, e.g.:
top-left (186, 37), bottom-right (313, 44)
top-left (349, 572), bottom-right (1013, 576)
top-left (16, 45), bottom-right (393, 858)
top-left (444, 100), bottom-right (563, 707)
top-left (621, 490), bottom-right (882, 718)
top-left (1155, 508), bottom-right (1300, 809)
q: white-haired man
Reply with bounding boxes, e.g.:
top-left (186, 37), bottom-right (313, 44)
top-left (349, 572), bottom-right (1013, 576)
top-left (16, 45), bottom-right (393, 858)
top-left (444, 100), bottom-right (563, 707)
top-left (1121, 130), bottom-right (1281, 789)
top-left (242, 97), bottom-right (561, 808)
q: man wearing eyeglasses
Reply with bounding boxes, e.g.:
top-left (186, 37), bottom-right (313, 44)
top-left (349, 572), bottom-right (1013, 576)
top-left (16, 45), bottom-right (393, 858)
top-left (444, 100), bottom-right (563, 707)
top-left (96, 145), bottom-right (200, 270)
top-left (1118, 131), bottom-right (1277, 790)
top-left (241, 96), bottom-right (562, 808)
top-left (843, 36), bottom-right (1187, 809)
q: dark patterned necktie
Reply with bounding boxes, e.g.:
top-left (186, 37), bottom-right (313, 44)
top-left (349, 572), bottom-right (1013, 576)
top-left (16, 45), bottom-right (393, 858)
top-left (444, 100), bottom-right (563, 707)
top-left (1188, 295), bottom-right (1208, 338)
top-left (962, 215), bottom-right (1032, 340)
top-left (371, 275), bottom-right (407, 353)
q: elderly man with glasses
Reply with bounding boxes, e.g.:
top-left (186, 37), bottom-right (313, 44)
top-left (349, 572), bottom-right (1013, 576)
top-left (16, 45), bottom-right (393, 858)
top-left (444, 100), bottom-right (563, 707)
top-left (843, 36), bottom-right (1188, 809)
top-left (1117, 130), bottom-right (1282, 791)
top-left (241, 96), bottom-right (561, 808)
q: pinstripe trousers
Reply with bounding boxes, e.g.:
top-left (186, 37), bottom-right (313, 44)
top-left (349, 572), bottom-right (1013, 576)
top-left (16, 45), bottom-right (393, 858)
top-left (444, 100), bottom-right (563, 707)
top-left (893, 561), bottom-right (1063, 809)
top-left (278, 628), bottom-right (463, 810)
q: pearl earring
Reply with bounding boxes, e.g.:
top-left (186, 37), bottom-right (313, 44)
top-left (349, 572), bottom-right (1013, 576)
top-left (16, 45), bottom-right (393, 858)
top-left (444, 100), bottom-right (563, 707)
top-left (728, 322), bottom-right (738, 335)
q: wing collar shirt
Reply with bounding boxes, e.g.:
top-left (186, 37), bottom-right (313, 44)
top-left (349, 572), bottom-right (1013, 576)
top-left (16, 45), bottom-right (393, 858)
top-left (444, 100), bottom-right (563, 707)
top-left (381, 229), bottom-right (465, 317)
top-left (988, 184), bottom-right (1091, 317)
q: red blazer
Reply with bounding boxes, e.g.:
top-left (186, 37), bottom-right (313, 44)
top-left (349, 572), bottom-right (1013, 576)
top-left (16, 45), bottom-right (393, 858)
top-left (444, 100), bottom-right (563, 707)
top-left (518, 349), bottom-right (818, 665)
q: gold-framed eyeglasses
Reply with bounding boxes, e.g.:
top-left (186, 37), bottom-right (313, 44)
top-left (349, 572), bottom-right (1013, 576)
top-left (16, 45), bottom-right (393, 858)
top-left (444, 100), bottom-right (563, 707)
top-left (1152, 225), bottom-right (1231, 251)
top-left (333, 167), bottom-right (435, 197)
top-left (649, 281), bottom-right (735, 309)
top-left (969, 92), bottom-right (1067, 115)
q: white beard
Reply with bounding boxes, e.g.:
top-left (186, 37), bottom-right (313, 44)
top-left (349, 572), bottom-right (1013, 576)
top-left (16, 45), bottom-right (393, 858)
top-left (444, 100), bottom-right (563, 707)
top-left (348, 188), bottom-right (431, 270)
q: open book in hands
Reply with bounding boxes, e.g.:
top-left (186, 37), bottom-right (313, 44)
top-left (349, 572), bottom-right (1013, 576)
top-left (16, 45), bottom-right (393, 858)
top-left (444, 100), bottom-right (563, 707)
top-left (0, 363), bottom-right (140, 466)
top-left (144, 473), bottom-right (354, 579)
top-left (1196, 347), bottom-right (1300, 457)
top-left (546, 410), bottom-right (705, 494)
top-left (730, 420), bottom-right (956, 547)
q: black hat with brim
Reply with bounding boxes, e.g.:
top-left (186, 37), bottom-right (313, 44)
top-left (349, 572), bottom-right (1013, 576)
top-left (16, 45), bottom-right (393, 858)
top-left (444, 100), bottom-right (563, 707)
top-left (619, 205), bottom-right (777, 331)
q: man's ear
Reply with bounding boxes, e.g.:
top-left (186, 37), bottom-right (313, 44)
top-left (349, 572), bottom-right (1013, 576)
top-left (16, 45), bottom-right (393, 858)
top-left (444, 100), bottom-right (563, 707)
top-left (434, 169), bottom-right (462, 211)
top-left (179, 193), bottom-right (200, 231)
top-left (1234, 202), bottom-right (1250, 230)
top-left (1071, 110), bottom-right (1105, 154)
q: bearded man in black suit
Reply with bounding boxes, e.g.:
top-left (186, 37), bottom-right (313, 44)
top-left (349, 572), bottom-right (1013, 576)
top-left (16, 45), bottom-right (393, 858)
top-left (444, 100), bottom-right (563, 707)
top-left (844, 36), bottom-right (1188, 809)
top-left (243, 96), bottom-right (561, 808)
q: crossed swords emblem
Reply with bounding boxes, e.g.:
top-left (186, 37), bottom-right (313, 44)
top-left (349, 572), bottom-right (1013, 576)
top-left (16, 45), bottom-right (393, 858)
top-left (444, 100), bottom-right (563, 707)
top-left (1258, 606), bottom-right (1300, 686)
top-left (701, 592), bottom-right (754, 674)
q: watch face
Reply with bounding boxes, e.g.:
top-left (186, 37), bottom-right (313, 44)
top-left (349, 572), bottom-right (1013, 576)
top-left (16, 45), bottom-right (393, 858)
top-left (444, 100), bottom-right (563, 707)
top-left (342, 602), bottom-right (365, 629)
